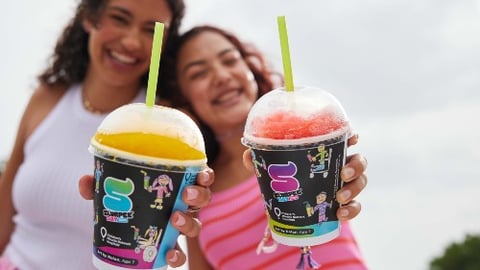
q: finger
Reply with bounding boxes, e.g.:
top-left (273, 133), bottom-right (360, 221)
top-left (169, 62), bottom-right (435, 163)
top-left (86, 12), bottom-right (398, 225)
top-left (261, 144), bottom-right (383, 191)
top-left (341, 153), bottom-right (368, 182)
top-left (196, 167), bottom-right (214, 188)
top-left (78, 175), bottom-right (94, 200)
top-left (337, 200), bottom-right (361, 221)
top-left (347, 133), bottom-right (359, 147)
top-left (336, 173), bottom-right (368, 204)
top-left (243, 149), bottom-right (254, 173)
top-left (182, 184), bottom-right (211, 209)
top-left (166, 243), bottom-right (187, 268)
top-left (171, 211), bottom-right (202, 238)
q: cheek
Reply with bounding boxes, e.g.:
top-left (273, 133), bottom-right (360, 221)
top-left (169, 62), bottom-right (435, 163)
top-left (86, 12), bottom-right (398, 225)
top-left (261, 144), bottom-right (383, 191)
top-left (88, 29), bottom-right (111, 55)
top-left (92, 24), bottom-right (115, 42)
top-left (238, 68), bottom-right (259, 95)
top-left (87, 33), bottom-right (102, 64)
top-left (141, 35), bottom-right (154, 55)
top-left (183, 85), bottom-right (211, 117)
top-left (179, 81), bottom-right (195, 102)
top-left (183, 80), bottom-right (210, 101)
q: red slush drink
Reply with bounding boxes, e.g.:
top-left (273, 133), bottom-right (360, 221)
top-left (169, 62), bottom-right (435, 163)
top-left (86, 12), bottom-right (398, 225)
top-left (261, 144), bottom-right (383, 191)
top-left (243, 86), bottom-right (351, 247)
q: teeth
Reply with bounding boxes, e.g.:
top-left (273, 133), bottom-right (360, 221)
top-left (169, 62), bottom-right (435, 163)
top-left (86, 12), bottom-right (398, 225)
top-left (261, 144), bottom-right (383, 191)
top-left (216, 90), bottom-right (239, 103)
top-left (110, 51), bottom-right (136, 64)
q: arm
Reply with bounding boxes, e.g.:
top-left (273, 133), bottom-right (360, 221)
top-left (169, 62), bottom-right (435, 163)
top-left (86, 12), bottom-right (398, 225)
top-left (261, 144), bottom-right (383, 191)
top-left (186, 234), bottom-right (213, 270)
top-left (0, 125), bottom-right (24, 253)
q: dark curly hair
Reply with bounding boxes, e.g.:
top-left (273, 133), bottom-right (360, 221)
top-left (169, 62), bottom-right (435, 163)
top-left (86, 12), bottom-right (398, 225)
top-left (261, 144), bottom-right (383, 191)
top-left (38, 0), bottom-right (185, 98)
top-left (165, 25), bottom-right (282, 165)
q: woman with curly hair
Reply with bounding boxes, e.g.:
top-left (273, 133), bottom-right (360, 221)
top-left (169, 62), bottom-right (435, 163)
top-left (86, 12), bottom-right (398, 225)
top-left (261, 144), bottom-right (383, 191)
top-left (0, 1), bottom-right (213, 269)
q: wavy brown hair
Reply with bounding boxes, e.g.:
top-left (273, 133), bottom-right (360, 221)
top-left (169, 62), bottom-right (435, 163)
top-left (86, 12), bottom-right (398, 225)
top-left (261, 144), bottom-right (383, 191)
top-left (38, 0), bottom-right (185, 97)
top-left (165, 25), bottom-right (282, 164)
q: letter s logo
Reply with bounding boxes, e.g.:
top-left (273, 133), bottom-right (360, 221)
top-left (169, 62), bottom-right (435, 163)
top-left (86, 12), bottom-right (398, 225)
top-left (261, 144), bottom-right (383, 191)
top-left (268, 161), bottom-right (299, 193)
top-left (103, 177), bottom-right (135, 212)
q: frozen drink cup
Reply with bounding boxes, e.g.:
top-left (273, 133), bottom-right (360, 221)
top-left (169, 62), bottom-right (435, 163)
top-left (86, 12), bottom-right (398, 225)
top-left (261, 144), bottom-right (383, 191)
top-left (89, 103), bottom-right (207, 270)
top-left (242, 86), bottom-right (351, 247)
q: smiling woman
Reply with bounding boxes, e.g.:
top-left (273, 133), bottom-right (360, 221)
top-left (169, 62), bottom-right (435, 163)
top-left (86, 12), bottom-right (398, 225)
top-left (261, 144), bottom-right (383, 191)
top-left (165, 25), bottom-right (369, 270)
top-left (175, 30), bottom-right (259, 136)
top-left (0, 1), bottom-right (213, 270)
top-left (81, 0), bottom-right (172, 94)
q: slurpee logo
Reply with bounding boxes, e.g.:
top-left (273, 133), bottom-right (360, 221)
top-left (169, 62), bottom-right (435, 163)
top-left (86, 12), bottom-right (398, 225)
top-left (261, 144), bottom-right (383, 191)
top-left (268, 161), bottom-right (302, 202)
top-left (102, 177), bottom-right (135, 223)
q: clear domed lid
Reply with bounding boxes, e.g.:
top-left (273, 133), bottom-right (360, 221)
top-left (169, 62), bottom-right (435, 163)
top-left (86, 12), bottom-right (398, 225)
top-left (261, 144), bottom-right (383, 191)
top-left (243, 86), bottom-right (350, 145)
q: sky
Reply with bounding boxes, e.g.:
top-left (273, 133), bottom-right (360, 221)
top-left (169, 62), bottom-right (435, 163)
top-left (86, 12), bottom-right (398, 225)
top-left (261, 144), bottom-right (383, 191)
top-left (1, 0), bottom-right (480, 269)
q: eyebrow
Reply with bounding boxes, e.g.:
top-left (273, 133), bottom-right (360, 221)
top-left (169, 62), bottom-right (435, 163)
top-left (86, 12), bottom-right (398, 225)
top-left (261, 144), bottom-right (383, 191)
top-left (107, 6), bottom-right (163, 28)
top-left (181, 48), bottom-right (237, 75)
top-left (108, 6), bottom-right (132, 18)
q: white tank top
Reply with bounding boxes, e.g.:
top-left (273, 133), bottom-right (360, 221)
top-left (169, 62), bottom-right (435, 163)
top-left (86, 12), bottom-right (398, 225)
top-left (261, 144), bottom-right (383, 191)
top-left (5, 84), bottom-right (146, 270)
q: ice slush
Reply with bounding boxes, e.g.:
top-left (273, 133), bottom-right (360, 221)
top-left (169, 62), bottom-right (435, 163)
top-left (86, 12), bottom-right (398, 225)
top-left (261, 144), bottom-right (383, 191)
top-left (243, 86), bottom-right (350, 247)
top-left (90, 103), bottom-right (206, 270)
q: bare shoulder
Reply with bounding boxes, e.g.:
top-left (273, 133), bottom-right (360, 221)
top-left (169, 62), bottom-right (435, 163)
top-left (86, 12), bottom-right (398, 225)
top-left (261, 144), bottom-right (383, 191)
top-left (22, 83), bottom-right (67, 139)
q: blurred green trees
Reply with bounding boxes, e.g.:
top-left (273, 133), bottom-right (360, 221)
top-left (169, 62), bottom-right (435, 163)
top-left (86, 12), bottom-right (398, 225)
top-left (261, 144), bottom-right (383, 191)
top-left (430, 234), bottom-right (480, 270)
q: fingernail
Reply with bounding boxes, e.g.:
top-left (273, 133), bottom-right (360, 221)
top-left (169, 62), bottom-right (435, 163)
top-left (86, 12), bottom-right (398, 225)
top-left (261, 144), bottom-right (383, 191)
top-left (169, 251), bottom-right (179, 263)
top-left (174, 214), bottom-right (186, 226)
top-left (186, 188), bottom-right (199, 201)
top-left (341, 167), bottom-right (355, 180)
top-left (338, 190), bottom-right (351, 203)
top-left (339, 208), bottom-right (349, 217)
top-left (197, 171), bottom-right (207, 183)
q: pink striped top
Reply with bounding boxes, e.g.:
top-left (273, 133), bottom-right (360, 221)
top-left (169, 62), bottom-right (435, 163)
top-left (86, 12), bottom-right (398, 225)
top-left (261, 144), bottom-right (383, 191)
top-left (197, 176), bottom-right (368, 270)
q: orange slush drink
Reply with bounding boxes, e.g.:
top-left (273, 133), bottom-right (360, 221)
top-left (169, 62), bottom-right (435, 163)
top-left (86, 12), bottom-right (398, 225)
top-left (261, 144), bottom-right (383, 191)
top-left (242, 86), bottom-right (351, 247)
top-left (90, 103), bottom-right (206, 270)
top-left (93, 132), bottom-right (205, 161)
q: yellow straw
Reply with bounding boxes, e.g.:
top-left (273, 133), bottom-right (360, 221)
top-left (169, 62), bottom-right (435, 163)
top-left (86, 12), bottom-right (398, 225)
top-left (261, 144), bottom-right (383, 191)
top-left (146, 22), bottom-right (165, 107)
top-left (277, 16), bottom-right (294, 92)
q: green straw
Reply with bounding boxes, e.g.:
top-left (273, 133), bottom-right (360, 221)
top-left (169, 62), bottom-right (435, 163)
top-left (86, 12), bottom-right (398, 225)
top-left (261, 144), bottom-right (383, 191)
top-left (146, 22), bottom-right (165, 107)
top-left (277, 16), bottom-right (294, 92)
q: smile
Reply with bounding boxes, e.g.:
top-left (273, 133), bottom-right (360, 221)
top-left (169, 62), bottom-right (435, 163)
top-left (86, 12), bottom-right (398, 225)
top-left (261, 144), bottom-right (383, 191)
top-left (213, 89), bottom-right (242, 105)
top-left (109, 50), bottom-right (138, 65)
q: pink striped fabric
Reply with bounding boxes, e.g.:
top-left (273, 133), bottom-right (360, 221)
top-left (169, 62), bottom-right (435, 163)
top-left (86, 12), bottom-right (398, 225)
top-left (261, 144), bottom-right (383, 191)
top-left (0, 255), bottom-right (17, 270)
top-left (198, 176), bottom-right (368, 270)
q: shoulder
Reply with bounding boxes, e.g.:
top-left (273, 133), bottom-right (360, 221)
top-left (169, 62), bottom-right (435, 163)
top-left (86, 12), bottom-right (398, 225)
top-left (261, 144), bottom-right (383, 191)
top-left (22, 83), bottom-right (68, 140)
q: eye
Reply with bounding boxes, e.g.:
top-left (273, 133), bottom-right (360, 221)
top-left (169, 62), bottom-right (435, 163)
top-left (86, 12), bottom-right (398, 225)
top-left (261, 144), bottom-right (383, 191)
top-left (189, 69), bottom-right (208, 80)
top-left (144, 27), bottom-right (155, 35)
top-left (110, 14), bottom-right (129, 25)
top-left (143, 23), bottom-right (156, 35)
top-left (223, 57), bottom-right (239, 66)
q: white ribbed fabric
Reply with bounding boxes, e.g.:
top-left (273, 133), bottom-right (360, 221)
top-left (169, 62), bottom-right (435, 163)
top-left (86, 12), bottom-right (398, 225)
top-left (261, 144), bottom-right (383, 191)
top-left (5, 84), bottom-right (145, 270)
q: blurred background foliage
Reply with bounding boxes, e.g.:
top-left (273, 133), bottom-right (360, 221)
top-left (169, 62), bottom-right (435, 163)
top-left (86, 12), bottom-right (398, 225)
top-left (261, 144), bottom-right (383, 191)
top-left (430, 234), bottom-right (480, 270)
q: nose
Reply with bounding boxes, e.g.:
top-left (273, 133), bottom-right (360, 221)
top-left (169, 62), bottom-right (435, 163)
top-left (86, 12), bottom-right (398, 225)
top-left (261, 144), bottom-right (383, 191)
top-left (212, 64), bottom-right (231, 86)
top-left (121, 28), bottom-right (143, 52)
